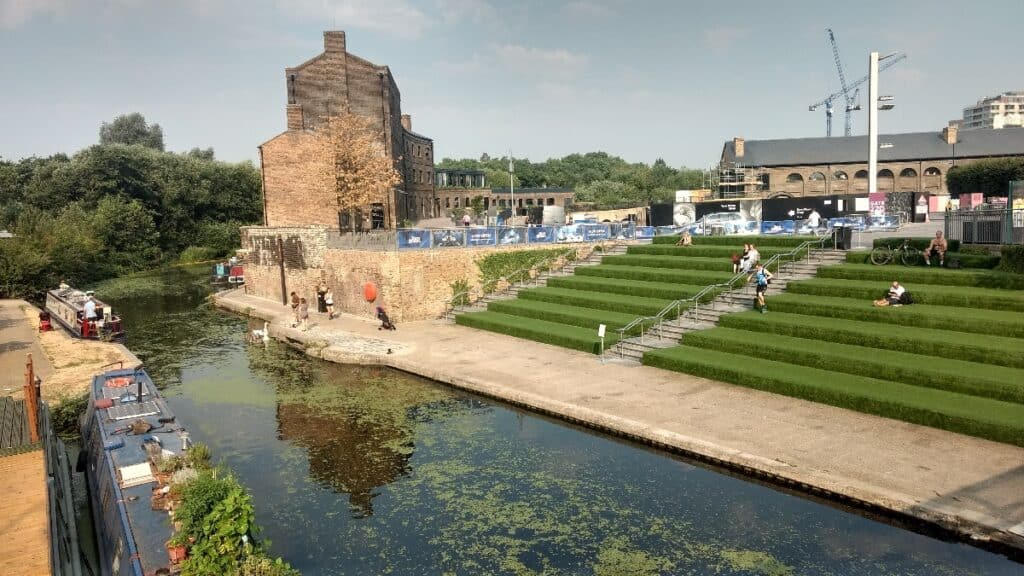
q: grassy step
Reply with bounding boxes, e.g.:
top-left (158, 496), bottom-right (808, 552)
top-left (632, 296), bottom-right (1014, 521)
top-left (816, 263), bottom-right (1024, 290)
top-left (487, 299), bottom-right (641, 332)
top-left (601, 254), bottom-right (736, 273)
top-left (643, 345), bottom-right (1024, 447)
top-left (717, 311), bottom-right (1024, 368)
top-left (575, 265), bottom-right (736, 286)
top-left (545, 275), bottom-right (712, 301)
top-left (844, 250), bottom-right (1000, 269)
top-left (456, 311), bottom-right (616, 354)
top-left (653, 235), bottom-right (818, 247)
top-left (516, 287), bottom-right (676, 317)
top-left (627, 245), bottom-right (808, 259)
top-left (784, 277), bottom-right (1024, 312)
top-left (765, 293), bottom-right (1024, 338)
top-left (682, 327), bottom-right (1024, 404)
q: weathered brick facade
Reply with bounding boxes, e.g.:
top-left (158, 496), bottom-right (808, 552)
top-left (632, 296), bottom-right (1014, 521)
top-left (260, 31), bottom-right (436, 229)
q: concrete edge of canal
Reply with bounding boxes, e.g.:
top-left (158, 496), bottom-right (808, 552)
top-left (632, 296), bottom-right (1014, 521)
top-left (212, 290), bottom-right (1024, 559)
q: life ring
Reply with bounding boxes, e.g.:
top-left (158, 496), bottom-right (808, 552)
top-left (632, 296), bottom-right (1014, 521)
top-left (363, 282), bottom-right (378, 303)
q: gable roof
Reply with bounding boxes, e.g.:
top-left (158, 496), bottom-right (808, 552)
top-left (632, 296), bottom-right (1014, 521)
top-left (722, 127), bottom-right (1024, 167)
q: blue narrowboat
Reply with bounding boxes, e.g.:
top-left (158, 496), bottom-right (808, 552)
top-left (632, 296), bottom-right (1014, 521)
top-left (80, 366), bottom-right (189, 576)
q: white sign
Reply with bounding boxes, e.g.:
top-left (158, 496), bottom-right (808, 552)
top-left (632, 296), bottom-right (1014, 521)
top-left (597, 324), bottom-right (606, 338)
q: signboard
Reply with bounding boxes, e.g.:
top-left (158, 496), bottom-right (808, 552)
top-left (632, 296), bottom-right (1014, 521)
top-left (397, 229), bottom-right (432, 249)
top-left (527, 226), bottom-right (556, 243)
top-left (497, 227), bottom-right (525, 245)
top-left (431, 229), bottom-right (465, 248)
top-left (760, 220), bottom-right (795, 235)
top-left (581, 224), bottom-right (611, 242)
top-left (466, 227), bottom-right (497, 247)
top-left (556, 224), bottom-right (584, 243)
top-left (868, 192), bottom-right (886, 216)
top-left (634, 226), bottom-right (655, 239)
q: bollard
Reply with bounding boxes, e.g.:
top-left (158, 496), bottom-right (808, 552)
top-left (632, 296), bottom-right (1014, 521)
top-left (24, 353), bottom-right (40, 443)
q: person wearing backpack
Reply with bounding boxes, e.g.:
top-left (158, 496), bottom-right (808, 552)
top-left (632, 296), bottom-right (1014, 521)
top-left (753, 263), bottom-right (772, 313)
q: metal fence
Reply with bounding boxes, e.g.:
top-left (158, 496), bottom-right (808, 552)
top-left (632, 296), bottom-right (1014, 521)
top-left (944, 209), bottom-right (1023, 245)
top-left (38, 401), bottom-right (85, 576)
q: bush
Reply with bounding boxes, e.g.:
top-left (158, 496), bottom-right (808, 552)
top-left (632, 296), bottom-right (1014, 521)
top-left (517, 287), bottom-right (676, 317)
top-left (193, 220), bottom-right (243, 255)
top-left (643, 345), bottom-right (1024, 447)
top-left (450, 278), bottom-right (470, 307)
top-left (652, 235), bottom-right (816, 247)
top-left (575, 265), bottom-right (735, 287)
top-left (456, 311), bottom-right (619, 354)
top-left (999, 245), bottom-right (1024, 274)
top-left (717, 311), bottom-right (1024, 368)
top-left (545, 275), bottom-right (711, 301)
top-left (784, 278), bottom-right (1024, 312)
top-left (50, 392), bottom-right (89, 439)
top-left (872, 237), bottom-right (962, 252)
top-left (476, 248), bottom-right (569, 293)
top-left (816, 263), bottom-right (1024, 290)
top-left (175, 470), bottom-right (235, 541)
top-left (764, 293), bottom-right (1024, 338)
top-left (844, 250), bottom-right (999, 269)
top-left (682, 327), bottom-right (1024, 404)
top-left (178, 246), bottom-right (221, 263)
top-left (238, 554), bottom-right (302, 576)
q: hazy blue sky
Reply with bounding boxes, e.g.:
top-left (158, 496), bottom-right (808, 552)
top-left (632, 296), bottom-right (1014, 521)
top-left (2, 0), bottom-right (1021, 168)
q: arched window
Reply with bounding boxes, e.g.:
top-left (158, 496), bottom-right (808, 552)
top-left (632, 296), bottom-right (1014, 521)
top-left (899, 168), bottom-right (917, 178)
top-left (854, 170), bottom-right (868, 179)
top-left (833, 171), bottom-right (848, 180)
top-left (878, 169), bottom-right (894, 178)
top-left (809, 172), bottom-right (826, 181)
top-left (924, 167), bottom-right (941, 176)
top-left (786, 173), bottom-right (804, 183)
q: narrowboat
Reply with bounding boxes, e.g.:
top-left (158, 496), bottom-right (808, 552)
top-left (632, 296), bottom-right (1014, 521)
top-left (45, 286), bottom-right (124, 340)
top-left (211, 261), bottom-right (244, 286)
top-left (80, 366), bottom-right (189, 576)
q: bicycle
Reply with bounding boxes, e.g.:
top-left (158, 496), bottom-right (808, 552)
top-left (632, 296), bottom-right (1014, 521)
top-left (870, 238), bottom-right (921, 266)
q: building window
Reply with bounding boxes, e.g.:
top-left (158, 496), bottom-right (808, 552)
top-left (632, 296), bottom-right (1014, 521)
top-left (878, 169), bottom-right (894, 179)
top-left (833, 171), bottom-right (848, 180)
top-left (786, 173), bottom-right (803, 183)
top-left (808, 172), bottom-right (826, 181)
top-left (899, 168), bottom-right (917, 178)
top-left (924, 167), bottom-right (941, 177)
top-left (854, 170), bottom-right (868, 179)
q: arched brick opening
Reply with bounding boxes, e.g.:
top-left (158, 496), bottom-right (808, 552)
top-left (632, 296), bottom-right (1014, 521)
top-left (877, 169), bottom-right (895, 192)
top-left (785, 173), bottom-right (804, 195)
top-left (898, 168), bottom-right (918, 191)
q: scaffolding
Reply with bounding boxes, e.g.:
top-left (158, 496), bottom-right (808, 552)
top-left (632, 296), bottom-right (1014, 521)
top-left (707, 163), bottom-right (769, 199)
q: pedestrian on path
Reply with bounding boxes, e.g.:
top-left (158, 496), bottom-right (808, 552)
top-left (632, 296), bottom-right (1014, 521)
top-left (325, 287), bottom-right (336, 320)
top-left (289, 291), bottom-right (300, 327)
top-left (753, 263), bottom-right (772, 313)
top-left (299, 298), bottom-right (310, 331)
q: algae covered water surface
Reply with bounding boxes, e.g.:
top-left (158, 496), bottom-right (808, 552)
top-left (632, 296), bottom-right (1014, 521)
top-left (107, 267), bottom-right (1020, 575)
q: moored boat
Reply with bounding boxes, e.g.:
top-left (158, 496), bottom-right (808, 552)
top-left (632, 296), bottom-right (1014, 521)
top-left (45, 286), bottom-right (124, 340)
top-left (80, 367), bottom-right (189, 576)
top-left (211, 261), bottom-right (244, 286)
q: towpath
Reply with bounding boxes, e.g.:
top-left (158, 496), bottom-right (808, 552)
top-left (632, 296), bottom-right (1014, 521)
top-left (216, 289), bottom-right (1024, 554)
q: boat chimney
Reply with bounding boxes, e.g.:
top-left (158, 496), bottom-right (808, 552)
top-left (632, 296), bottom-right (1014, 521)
top-left (136, 367), bottom-right (144, 403)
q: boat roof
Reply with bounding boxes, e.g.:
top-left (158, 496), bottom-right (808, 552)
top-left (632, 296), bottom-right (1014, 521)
top-left (49, 287), bottom-right (110, 310)
top-left (90, 368), bottom-right (184, 575)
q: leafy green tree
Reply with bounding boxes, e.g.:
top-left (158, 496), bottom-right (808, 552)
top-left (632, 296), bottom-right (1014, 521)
top-left (99, 113), bottom-right (165, 150)
top-left (92, 195), bottom-right (161, 271)
top-left (0, 238), bottom-right (50, 298)
top-left (947, 158), bottom-right (1024, 198)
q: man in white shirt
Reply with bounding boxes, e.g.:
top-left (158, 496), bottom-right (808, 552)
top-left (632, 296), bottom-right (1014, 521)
top-left (874, 281), bottom-right (906, 307)
top-left (807, 209), bottom-right (821, 230)
top-left (84, 296), bottom-right (98, 320)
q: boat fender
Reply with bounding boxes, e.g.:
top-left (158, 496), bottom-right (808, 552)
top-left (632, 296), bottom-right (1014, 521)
top-left (103, 438), bottom-right (125, 451)
top-left (95, 398), bottom-right (114, 409)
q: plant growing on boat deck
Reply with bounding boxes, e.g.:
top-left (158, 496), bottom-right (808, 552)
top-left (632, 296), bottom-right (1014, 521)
top-left (186, 442), bottom-right (212, 469)
top-left (180, 480), bottom-right (260, 575)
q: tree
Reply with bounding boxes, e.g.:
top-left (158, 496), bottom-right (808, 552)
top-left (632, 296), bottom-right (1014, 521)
top-left (188, 147), bottom-right (215, 161)
top-left (311, 114), bottom-right (402, 231)
top-left (99, 113), bottom-right (165, 150)
top-left (946, 158), bottom-right (1024, 198)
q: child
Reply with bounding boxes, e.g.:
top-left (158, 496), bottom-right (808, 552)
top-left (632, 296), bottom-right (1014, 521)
top-left (753, 263), bottom-right (772, 313)
top-left (299, 297), bottom-right (309, 331)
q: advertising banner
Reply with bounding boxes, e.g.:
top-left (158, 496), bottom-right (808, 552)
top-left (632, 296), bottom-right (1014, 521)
top-left (581, 224), bottom-right (611, 242)
top-left (497, 227), bottom-right (526, 245)
top-left (867, 215), bottom-right (900, 231)
top-left (466, 227), bottom-right (498, 247)
top-left (869, 192), bottom-right (887, 216)
top-left (431, 229), bottom-right (465, 248)
top-left (397, 229), bottom-right (432, 249)
top-left (527, 226), bottom-right (556, 243)
top-left (634, 226), bottom-right (655, 239)
top-left (556, 224), bottom-right (584, 243)
top-left (760, 220), bottom-right (795, 235)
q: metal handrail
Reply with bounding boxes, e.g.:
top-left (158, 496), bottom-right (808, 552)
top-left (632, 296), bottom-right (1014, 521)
top-left (613, 235), bottom-right (835, 357)
top-left (442, 246), bottom-right (581, 318)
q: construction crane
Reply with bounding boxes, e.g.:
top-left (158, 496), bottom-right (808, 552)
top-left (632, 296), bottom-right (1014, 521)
top-left (808, 29), bottom-right (907, 137)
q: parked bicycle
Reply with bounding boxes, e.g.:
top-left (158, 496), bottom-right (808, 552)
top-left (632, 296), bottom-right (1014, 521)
top-left (870, 238), bottom-right (921, 266)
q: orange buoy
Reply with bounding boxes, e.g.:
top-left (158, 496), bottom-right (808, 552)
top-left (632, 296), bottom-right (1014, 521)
top-left (363, 282), bottom-right (378, 303)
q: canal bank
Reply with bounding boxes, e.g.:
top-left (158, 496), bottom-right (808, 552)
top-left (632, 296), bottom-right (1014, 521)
top-left (214, 288), bottom-right (1024, 556)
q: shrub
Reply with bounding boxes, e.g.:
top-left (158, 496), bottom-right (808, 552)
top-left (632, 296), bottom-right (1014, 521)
top-left (180, 477), bottom-right (261, 576)
top-left (193, 220), bottom-right (243, 255)
top-left (959, 245), bottom-right (995, 256)
top-left (682, 327), bottom-right (1024, 404)
top-left (844, 250), bottom-right (999, 269)
top-left (872, 237), bottom-right (962, 252)
top-left (643, 345), bottom-right (1024, 447)
top-left (717, 311), bottom-right (1024, 368)
top-left (784, 278), bottom-right (1024, 312)
top-left (456, 311), bottom-right (619, 354)
top-left (651, 235), bottom-right (816, 247)
top-left (816, 264), bottom-right (1024, 290)
top-left (238, 554), bottom-right (302, 576)
top-left (999, 245), bottom-right (1024, 274)
top-left (450, 278), bottom-right (470, 307)
top-left (174, 470), bottom-right (235, 541)
top-left (50, 392), bottom-right (89, 439)
top-left (477, 248), bottom-right (569, 293)
top-left (178, 246), bottom-right (221, 263)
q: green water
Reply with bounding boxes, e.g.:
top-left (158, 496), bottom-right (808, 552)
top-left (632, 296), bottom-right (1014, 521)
top-left (102, 266), bottom-right (1020, 575)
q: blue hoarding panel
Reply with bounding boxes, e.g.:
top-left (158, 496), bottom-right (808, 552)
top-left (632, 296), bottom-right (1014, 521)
top-left (634, 226), bottom-right (655, 239)
top-left (556, 225), bottom-right (584, 243)
top-left (527, 226), bottom-right (556, 243)
top-left (581, 224), bottom-right (611, 242)
top-left (466, 227), bottom-right (498, 247)
top-left (432, 229), bottom-right (466, 248)
top-left (760, 220), bottom-right (795, 235)
top-left (497, 227), bottom-right (526, 245)
top-left (397, 229), bottom-right (432, 249)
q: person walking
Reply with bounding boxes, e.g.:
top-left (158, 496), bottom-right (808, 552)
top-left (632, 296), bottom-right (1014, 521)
top-left (298, 297), bottom-right (310, 331)
top-left (289, 291), bottom-right (300, 327)
top-left (325, 287), bottom-right (336, 320)
top-left (753, 263), bottom-right (773, 313)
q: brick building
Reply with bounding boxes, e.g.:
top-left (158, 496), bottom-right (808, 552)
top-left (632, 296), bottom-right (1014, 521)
top-left (259, 31), bottom-right (436, 229)
top-left (717, 124), bottom-right (1024, 198)
top-left (433, 168), bottom-right (574, 216)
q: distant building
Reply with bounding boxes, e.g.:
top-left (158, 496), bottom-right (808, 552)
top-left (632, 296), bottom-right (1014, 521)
top-left (960, 91), bottom-right (1024, 130)
top-left (717, 124), bottom-right (1024, 198)
top-left (432, 168), bottom-right (573, 215)
top-left (0, 230), bottom-right (13, 239)
top-left (259, 31), bottom-right (436, 229)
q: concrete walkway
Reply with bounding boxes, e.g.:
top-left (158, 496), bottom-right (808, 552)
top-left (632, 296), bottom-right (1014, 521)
top-left (0, 300), bottom-right (54, 397)
top-left (216, 289), bottom-right (1024, 553)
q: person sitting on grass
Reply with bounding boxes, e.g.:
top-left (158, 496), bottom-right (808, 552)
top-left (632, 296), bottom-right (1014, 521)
top-left (873, 281), bottom-right (906, 307)
top-left (676, 230), bottom-right (693, 246)
top-left (924, 230), bottom-right (947, 266)
top-left (753, 263), bottom-right (772, 313)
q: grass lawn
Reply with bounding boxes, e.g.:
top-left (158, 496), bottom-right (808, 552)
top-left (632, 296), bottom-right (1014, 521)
top-left (816, 263), bottom-right (1024, 290)
top-left (575, 264), bottom-right (737, 286)
top-left (545, 275), bottom-right (712, 301)
top-left (643, 345), bottom-right (1024, 447)
top-left (600, 254), bottom-right (736, 273)
top-left (487, 299), bottom-right (643, 333)
top-left (653, 235), bottom-right (818, 247)
top-left (784, 277), bottom-right (1024, 312)
top-left (456, 311), bottom-right (618, 354)
top-left (516, 286), bottom-right (677, 317)
top-left (628, 244), bottom-right (808, 259)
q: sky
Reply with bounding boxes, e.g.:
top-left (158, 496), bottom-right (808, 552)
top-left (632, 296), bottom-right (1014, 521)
top-left (2, 0), bottom-right (1022, 169)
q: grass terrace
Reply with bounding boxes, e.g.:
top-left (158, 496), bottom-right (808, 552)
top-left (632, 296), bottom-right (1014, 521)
top-left (644, 263), bottom-right (1024, 447)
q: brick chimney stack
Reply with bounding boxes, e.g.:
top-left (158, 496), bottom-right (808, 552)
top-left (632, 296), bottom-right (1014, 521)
top-left (942, 122), bottom-right (958, 145)
top-left (733, 137), bottom-right (745, 158)
top-left (324, 31), bottom-right (346, 54)
top-left (401, 114), bottom-right (412, 131)
top-left (286, 104), bottom-right (304, 130)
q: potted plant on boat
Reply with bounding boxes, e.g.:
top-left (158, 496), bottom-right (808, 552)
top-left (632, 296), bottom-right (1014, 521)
top-left (166, 534), bottom-right (188, 563)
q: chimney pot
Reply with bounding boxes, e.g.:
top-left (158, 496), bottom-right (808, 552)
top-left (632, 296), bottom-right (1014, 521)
top-left (401, 114), bottom-right (412, 131)
top-left (943, 125), bottom-right (958, 145)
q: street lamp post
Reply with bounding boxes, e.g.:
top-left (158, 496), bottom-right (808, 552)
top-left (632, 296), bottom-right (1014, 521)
top-left (868, 52), bottom-right (879, 195)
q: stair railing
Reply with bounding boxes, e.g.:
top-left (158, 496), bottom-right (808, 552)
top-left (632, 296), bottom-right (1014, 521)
top-left (614, 235), bottom-right (835, 358)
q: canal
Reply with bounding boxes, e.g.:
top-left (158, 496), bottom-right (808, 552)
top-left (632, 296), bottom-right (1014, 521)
top-left (103, 266), bottom-right (1019, 575)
